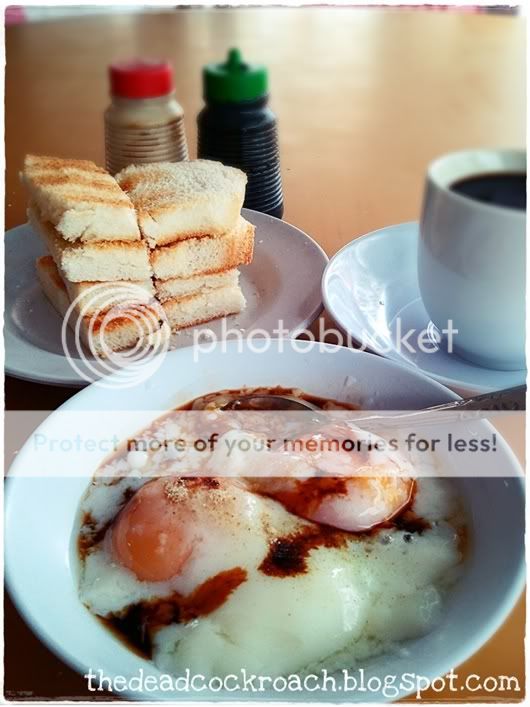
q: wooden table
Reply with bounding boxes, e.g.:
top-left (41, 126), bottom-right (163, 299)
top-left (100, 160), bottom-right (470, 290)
top-left (5, 7), bottom-right (525, 701)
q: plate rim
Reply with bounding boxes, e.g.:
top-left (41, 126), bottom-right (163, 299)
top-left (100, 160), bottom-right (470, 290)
top-left (5, 211), bottom-right (328, 387)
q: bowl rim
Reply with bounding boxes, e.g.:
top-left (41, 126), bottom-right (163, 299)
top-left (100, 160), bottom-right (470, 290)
top-left (5, 339), bottom-right (526, 701)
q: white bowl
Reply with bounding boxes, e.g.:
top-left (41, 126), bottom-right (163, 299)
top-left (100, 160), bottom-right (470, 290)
top-left (5, 340), bottom-right (525, 702)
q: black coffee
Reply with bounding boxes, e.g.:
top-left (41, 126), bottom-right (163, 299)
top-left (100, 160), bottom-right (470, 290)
top-left (450, 172), bottom-right (526, 210)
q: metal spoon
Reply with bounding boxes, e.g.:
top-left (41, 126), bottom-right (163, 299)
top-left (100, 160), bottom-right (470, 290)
top-left (222, 385), bottom-right (526, 431)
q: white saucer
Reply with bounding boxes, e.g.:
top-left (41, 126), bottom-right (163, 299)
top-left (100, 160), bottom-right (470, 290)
top-left (322, 222), bottom-right (526, 395)
top-left (5, 209), bottom-right (327, 387)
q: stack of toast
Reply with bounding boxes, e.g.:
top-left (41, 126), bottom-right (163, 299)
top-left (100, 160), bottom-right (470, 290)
top-left (23, 155), bottom-right (161, 355)
top-left (21, 156), bottom-right (254, 355)
top-left (116, 161), bottom-right (253, 332)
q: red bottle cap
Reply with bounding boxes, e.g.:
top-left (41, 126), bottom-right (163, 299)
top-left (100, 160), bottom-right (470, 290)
top-left (109, 59), bottom-right (174, 99)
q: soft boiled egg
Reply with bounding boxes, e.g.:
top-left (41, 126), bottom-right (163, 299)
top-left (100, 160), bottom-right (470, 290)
top-left (79, 471), bottom-right (462, 680)
top-left (79, 476), bottom-right (371, 677)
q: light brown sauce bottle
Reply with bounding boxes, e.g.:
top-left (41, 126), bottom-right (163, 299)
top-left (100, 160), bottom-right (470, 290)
top-left (104, 59), bottom-right (188, 175)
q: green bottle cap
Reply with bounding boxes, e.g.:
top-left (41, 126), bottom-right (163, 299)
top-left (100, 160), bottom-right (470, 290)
top-left (203, 48), bottom-right (268, 103)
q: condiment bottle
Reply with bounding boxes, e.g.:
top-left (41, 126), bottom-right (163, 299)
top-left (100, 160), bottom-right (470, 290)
top-left (198, 49), bottom-right (283, 219)
top-left (105, 59), bottom-right (188, 175)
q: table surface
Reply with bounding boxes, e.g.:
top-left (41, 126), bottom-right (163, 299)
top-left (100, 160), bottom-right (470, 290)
top-left (5, 7), bottom-right (526, 701)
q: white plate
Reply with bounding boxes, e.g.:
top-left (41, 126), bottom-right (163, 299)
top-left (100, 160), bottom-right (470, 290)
top-left (5, 341), bottom-right (525, 702)
top-left (5, 209), bottom-right (327, 387)
top-left (322, 222), bottom-right (526, 396)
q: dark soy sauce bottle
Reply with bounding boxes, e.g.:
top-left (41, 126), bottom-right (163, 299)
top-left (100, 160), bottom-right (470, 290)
top-left (198, 48), bottom-right (284, 219)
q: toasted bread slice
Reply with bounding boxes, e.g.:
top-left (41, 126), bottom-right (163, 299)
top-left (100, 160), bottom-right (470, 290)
top-left (116, 160), bottom-right (247, 247)
top-left (154, 269), bottom-right (239, 303)
top-left (29, 207), bottom-right (152, 283)
top-left (36, 254), bottom-right (71, 311)
top-left (64, 277), bottom-right (155, 316)
top-left (22, 155), bottom-right (140, 242)
top-left (151, 217), bottom-right (254, 281)
top-left (161, 285), bottom-right (246, 332)
top-left (36, 256), bottom-right (168, 355)
top-left (64, 278), bottom-right (155, 316)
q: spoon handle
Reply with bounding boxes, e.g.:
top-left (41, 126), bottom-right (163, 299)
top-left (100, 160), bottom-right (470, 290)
top-left (426, 385), bottom-right (526, 413)
top-left (357, 385), bottom-right (526, 432)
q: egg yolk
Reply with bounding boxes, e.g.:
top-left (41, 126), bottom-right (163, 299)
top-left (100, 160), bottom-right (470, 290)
top-left (111, 477), bottom-right (193, 582)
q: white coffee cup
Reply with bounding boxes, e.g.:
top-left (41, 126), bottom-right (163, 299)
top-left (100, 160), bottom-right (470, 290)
top-left (418, 148), bottom-right (526, 371)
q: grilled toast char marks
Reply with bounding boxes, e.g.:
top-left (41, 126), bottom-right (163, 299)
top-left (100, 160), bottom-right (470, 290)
top-left (22, 155), bottom-right (141, 243)
top-left (25, 155), bottom-right (254, 341)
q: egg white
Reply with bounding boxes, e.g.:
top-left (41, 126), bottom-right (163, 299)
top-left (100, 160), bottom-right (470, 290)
top-left (78, 471), bottom-right (463, 679)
